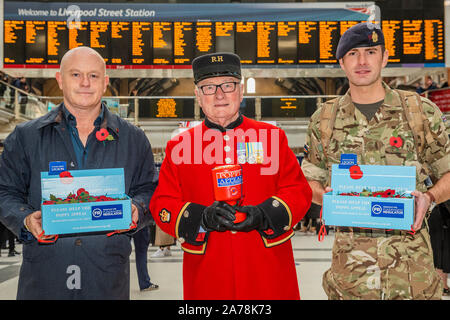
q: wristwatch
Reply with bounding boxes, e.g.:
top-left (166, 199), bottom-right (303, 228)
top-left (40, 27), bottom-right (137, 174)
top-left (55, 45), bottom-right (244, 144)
top-left (425, 191), bottom-right (437, 212)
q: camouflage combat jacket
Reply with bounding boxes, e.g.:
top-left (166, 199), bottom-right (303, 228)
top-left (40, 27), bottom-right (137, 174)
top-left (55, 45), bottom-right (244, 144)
top-left (302, 82), bottom-right (450, 192)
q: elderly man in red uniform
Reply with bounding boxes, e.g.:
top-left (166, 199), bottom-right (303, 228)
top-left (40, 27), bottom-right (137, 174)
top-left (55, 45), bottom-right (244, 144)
top-left (150, 52), bottom-right (312, 299)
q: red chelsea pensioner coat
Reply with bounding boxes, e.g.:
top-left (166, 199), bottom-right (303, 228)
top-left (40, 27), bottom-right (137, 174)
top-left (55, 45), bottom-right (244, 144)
top-left (150, 116), bottom-right (312, 299)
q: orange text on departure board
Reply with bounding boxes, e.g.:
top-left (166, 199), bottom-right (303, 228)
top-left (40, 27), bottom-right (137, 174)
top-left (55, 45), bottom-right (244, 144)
top-left (196, 21), bottom-right (213, 53)
top-left (319, 21), bottom-right (338, 63)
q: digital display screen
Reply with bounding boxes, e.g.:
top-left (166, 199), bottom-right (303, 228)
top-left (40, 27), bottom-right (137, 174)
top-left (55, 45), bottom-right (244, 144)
top-left (261, 98), bottom-right (317, 118)
top-left (174, 21), bottom-right (194, 65)
top-left (139, 98), bottom-right (195, 118)
top-left (110, 21), bottom-right (131, 65)
top-left (153, 21), bottom-right (172, 65)
top-left (382, 20), bottom-right (402, 63)
top-left (256, 21), bottom-right (276, 64)
top-left (47, 20), bottom-right (67, 64)
top-left (195, 21), bottom-right (214, 57)
top-left (298, 21), bottom-right (318, 64)
top-left (25, 20), bottom-right (46, 64)
top-left (278, 21), bottom-right (297, 64)
top-left (235, 21), bottom-right (256, 64)
top-left (3, 19), bottom-right (445, 67)
top-left (89, 21), bottom-right (109, 63)
top-left (131, 21), bottom-right (152, 65)
top-left (4, 20), bottom-right (25, 64)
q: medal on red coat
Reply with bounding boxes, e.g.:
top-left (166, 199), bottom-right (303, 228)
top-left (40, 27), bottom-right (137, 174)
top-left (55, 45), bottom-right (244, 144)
top-left (237, 142), bottom-right (264, 164)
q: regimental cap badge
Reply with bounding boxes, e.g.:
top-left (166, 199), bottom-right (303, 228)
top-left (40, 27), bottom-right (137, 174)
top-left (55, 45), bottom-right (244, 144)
top-left (336, 22), bottom-right (385, 60)
top-left (372, 31), bottom-right (378, 43)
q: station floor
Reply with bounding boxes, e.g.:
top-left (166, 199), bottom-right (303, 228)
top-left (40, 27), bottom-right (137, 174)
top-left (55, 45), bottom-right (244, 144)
top-left (0, 231), bottom-right (448, 300)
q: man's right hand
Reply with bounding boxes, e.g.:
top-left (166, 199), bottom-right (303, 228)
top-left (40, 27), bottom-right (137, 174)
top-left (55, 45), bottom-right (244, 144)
top-left (201, 201), bottom-right (236, 232)
top-left (308, 180), bottom-right (333, 205)
top-left (24, 210), bottom-right (43, 239)
top-left (25, 211), bottom-right (58, 242)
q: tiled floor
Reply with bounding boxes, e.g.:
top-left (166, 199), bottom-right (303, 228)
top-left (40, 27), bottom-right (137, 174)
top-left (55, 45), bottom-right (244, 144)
top-left (0, 231), bottom-right (448, 300)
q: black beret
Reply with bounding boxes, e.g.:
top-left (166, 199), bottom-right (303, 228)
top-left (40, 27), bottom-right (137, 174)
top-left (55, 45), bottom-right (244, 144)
top-left (192, 52), bottom-right (241, 84)
top-left (336, 23), bottom-right (385, 60)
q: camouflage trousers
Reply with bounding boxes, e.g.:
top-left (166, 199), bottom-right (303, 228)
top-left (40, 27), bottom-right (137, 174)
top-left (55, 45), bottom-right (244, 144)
top-left (323, 228), bottom-right (443, 300)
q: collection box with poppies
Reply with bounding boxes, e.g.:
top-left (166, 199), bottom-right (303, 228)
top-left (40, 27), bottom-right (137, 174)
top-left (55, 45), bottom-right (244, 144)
top-left (322, 164), bottom-right (416, 230)
top-left (40, 168), bottom-right (132, 235)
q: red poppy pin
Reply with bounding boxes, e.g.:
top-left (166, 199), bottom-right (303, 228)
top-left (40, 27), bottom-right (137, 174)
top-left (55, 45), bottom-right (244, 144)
top-left (389, 129), bottom-right (403, 148)
top-left (349, 165), bottom-right (363, 180)
top-left (389, 136), bottom-right (403, 148)
top-left (96, 128), bottom-right (115, 143)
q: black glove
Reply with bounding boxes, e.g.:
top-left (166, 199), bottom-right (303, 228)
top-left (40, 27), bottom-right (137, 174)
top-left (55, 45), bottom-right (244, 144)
top-left (231, 205), bottom-right (269, 232)
top-left (201, 201), bottom-right (236, 232)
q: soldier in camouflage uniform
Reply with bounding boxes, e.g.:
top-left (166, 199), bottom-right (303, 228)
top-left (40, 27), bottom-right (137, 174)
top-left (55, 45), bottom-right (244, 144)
top-left (301, 22), bottom-right (450, 300)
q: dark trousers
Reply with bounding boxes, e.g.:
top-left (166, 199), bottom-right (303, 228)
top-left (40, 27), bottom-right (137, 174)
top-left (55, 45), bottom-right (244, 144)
top-left (133, 226), bottom-right (152, 290)
top-left (0, 223), bottom-right (15, 252)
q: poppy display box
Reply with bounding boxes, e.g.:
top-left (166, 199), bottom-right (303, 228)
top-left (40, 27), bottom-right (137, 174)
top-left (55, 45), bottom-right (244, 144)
top-left (41, 168), bottom-right (132, 235)
top-left (322, 164), bottom-right (415, 230)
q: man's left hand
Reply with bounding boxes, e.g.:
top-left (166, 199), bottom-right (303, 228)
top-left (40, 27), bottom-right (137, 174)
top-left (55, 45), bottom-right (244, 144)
top-left (131, 204), bottom-right (138, 224)
top-left (231, 205), bottom-right (268, 232)
top-left (112, 204), bottom-right (139, 234)
top-left (411, 190), bottom-right (431, 231)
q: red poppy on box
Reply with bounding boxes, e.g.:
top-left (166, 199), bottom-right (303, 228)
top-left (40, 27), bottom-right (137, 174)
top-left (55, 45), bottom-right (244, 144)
top-left (59, 171), bottom-right (74, 184)
top-left (381, 189), bottom-right (396, 198)
top-left (349, 165), bottom-right (363, 179)
top-left (59, 171), bottom-right (72, 178)
top-left (77, 188), bottom-right (88, 197)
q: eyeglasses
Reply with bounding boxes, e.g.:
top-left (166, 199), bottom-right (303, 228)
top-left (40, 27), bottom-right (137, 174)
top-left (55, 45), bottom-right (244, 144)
top-left (198, 81), bottom-right (240, 95)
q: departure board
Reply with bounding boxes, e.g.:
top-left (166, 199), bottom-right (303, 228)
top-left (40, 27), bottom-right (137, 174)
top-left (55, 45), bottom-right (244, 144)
top-left (47, 21), bottom-right (67, 64)
top-left (235, 22), bottom-right (256, 64)
top-left (261, 98), bottom-right (317, 118)
top-left (90, 21), bottom-right (110, 63)
top-left (278, 22), bottom-right (297, 64)
top-left (256, 21), bottom-right (276, 64)
top-left (298, 21), bottom-right (318, 64)
top-left (131, 21), bottom-right (152, 65)
top-left (25, 20), bottom-right (46, 64)
top-left (110, 21), bottom-right (131, 65)
top-left (402, 20), bottom-right (423, 64)
top-left (2, 18), bottom-right (445, 68)
top-left (68, 21), bottom-right (89, 49)
top-left (319, 21), bottom-right (339, 64)
top-left (382, 20), bottom-right (402, 63)
top-left (423, 19), bottom-right (444, 63)
top-left (174, 22), bottom-right (194, 65)
top-left (153, 22), bottom-right (172, 65)
top-left (195, 21), bottom-right (214, 57)
top-left (216, 22), bottom-right (234, 53)
top-left (4, 20), bottom-right (25, 64)
top-left (139, 98), bottom-right (195, 118)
